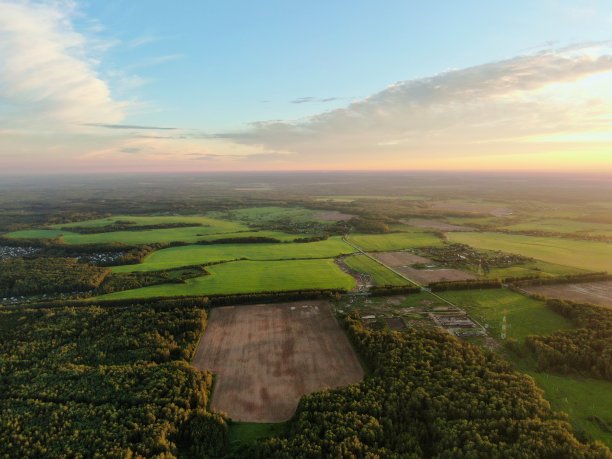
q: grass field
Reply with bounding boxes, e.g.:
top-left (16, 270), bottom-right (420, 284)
top-left (484, 260), bottom-right (590, 279)
top-left (343, 254), bottom-right (409, 286)
top-left (113, 236), bottom-right (354, 273)
top-left (501, 219), bottom-right (612, 237)
top-left (98, 259), bottom-right (356, 299)
top-left (448, 232), bottom-right (612, 272)
top-left (396, 289), bottom-right (573, 341)
top-left (346, 232), bottom-right (442, 252)
top-left (229, 422), bottom-right (288, 448)
top-left (508, 353), bottom-right (612, 447)
top-left (6, 215), bottom-right (251, 245)
top-left (217, 206), bottom-right (342, 224)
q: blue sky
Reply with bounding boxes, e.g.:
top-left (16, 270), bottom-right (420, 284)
top-left (1, 0), bottom-right (611, 173)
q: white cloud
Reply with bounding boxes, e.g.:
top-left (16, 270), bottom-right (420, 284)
top-left (219, 43), bottom-right (612, 165)
top-left (0, 0), bottom-right (125, 129)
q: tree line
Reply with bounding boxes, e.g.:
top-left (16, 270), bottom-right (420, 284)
top-left (252, 313), bottom-right (610, 458)
top-left (525, 299), bottom-right (612, 381)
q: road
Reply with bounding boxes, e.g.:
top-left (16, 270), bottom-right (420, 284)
top-left (342, 235), bottom-right (487, 331)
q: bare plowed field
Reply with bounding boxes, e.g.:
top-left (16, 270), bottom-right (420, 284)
top-left (192, 301), bottom-right (363, 422)
top-left (395, 266), bottom-right (476, 284)
top-left (373, 251), bottom-right (430, 266)
top-left (523, 281), bottom-right (612, 309)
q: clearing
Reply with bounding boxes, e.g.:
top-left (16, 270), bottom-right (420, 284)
top-left (97, 259), bottom-right (356, 299)
top-left (522, 281), bottom-right (612, 309)
top-left (192, 301), bottom-right (363, 422)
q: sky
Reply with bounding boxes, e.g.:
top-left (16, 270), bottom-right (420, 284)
top-left (0, 0), bottom-right (611, 174)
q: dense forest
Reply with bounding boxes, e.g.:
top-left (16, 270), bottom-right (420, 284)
top-left (0, 258), bottom-right (109, 297)
top-left (254, 314), bottom-right (610, 458)
top-left (0, 299), bottom-right (226, 458)
top-left (525, 300), bottom-right (612, 381)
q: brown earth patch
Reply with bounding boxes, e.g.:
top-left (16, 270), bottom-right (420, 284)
top-left (372, 251), bottom-right (431, 267)
top-left (192, 301), bottom-right (363, 422)
top-left (394, 266), bottom-right (477, 285)
top-left (522, 281), bottom-right (612, 309)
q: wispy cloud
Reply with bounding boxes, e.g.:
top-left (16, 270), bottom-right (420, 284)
top-left (217, 42), bottom-right (612, 167)
top-left (0, 0), bottom-right (125, 128)
top-left (291, 96), bottom-right (345, 104)
top-left (84, 123), bottom-right (177, 130)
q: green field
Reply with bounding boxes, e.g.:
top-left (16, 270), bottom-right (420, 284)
top-left (229, 422), bottom-right (288, 448)
top-left (6, 215), bottom-right (250, 245)
top-left (113, 237), bottom-right (354, 273)
top-left (98, 259), bottom-right (356, 299)
top-left (346, 232), bottom-right (442, 252)
top-left (396, 289), bottom-right (573, 341)
top-left (484, 260), bottom-right (590, 279)
top-left (448, 232), bottom-right (612, 272)
top-left (343, 254), bottom-right (409, 286)
top-left (508, 354), bottom-right (612, 447)
top-left (218, 206), bottom-right (336, 224)
top-left (501, 219), bottom-right (612, 237)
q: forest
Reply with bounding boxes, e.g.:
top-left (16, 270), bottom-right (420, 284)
top-left (253, 314), bottom-right (610, 458)
top-left (525, 300), bottom-right (612, 381)
top-left (0, 298), bottom-right (227, 458)
top-left (0, 257), bottom-right (109, 297)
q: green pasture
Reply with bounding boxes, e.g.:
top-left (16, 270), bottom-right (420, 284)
top-left (6, 215), bottom-right (251, 245)
top-left (229, 422), bottom-right (288, 448)
top-left (346, 232), bottom-right (442, 252)
top-left (113, 237), bottom-right (355, 273)
top-left (507, 354), bottom-right (612, 447)
top-left (484, 260), bottom-right (590, 279)
top-left (501, 218), bottom-right (612, 237)
top-left (343, 254), bottom-right (409, 286)
top-left (54, 215), bottom-right (230, 229)
top-left (98, 259), bottom-right (356, 299)
top-left (448, 232), bottom-right (612, 272)
top-left (218, 206), bottom-right (337, 224)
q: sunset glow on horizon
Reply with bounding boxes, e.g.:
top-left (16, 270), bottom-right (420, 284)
top-left (1, 1), bottom-right (611, 175)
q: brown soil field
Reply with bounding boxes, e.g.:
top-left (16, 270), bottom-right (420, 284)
top-left (314, 210), bottom-right (355, 221)
top-left (522, 281), bottom-right (612, 309)
top-left (395, 266), bottom-right (477, 285)
top-left (192, 301), bottom-right (363, 422)
top-left (403, 218), bottom-right (476, 232)
top-left (373, 251), bottom-right (431, 267)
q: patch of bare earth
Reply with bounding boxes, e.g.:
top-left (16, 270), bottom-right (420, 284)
top-left (402, 218), bottom-right (476, 232)
top-left (192, 301), bottom-right (364, 422)
top-left (314, 210), bottom-right (355, 221)
top-left (522, 281), bottom-right (612, 309)
top-left (371, 251), bottom-right (476, 285)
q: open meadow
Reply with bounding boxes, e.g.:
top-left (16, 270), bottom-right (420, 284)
top-left (112, 236), bottom-right (354, 272)
top-left (448, 232), bottom-right (612, 272)
top-left (346, 231), bottom-right (443, 251)
top-left (343, 254), bottom-right (409, 286)
top-left (98, 259), bottom-right (356, 299)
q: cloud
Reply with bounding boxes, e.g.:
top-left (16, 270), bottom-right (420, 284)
top-left (0, 0), bottom-right (125, 128)
top-left (291, 96), bottom-right (345, 104)
top-left (85, 123), bottom-right (177, 130)
top-left (218, 43), bottom-right (612, 166)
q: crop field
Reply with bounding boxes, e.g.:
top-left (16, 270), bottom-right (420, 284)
top-left (343, 254), bottom-right (409, 286)
top-left (522, 281), bottom-right (612, 309)
top-left (219, 206), bottom-right (349, 224)
top-left (113, 236), bottom-right (354, 272)
top-left (484, 260), bottom-right (590, 279)
top-left (370, 251), bottom-right (476, 285)
top-left (403, 218), bottom-right (476, 232)
top-left (6, 215), bottom-right (250, 245)
top-left (346, 232), bottom-right (443, 252)
top-left (98, 259), bottom-right (356, 299)
top-left (192, 301), bottom-right (363, 422)
top-left (448, 232), bottom-right (612, 272)
top-left (500, 218), bottom-right (612, 237)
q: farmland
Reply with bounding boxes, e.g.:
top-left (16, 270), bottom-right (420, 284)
top-left (192, 301), bottom-right (363, 422)
top-left (448, 232), bottom-right (612, 272)
top-left (345, 231), bottom-right (443, 251)
top-left (97, 259), bottom-right (356, 299)
top-left (112, 236), bottom-right (354, 273)
top-left (343, 254), bottom-right (409, 286)
top-left (522, 281), bottom-right (612, 309)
